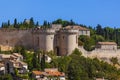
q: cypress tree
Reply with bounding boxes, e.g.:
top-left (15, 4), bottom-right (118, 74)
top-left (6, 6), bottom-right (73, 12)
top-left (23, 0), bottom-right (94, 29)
top-left (35, 21), bottom-right (39, 27)
top-left (29, 17), bottom-right (35, 28)
top-left (14, 18), bottom-right (18, 28)
top-left (32, 52), bottom-right (38, 68)
top-left (7, 20), bottom-right (10, 27)
top-left (41, 51), bottom-right (45, 71)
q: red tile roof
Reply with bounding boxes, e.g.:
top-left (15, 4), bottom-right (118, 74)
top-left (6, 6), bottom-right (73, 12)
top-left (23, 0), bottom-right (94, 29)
top-left (32, 71), bottom-right (43, 75)
top-left (45, 71), bottom-right (65, 76)
top-left (97, 42), bottom-right (117, 45)
top-left (32, 70), bottom-right (65, 77)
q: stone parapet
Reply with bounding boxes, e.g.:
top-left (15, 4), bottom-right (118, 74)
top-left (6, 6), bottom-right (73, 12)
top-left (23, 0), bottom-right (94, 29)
top-left (0, 28), bottom-right (32, 32)
top-left (59, 29), bottom-right (78, 34)
top-left (32, 29), bottom-right (56, 34)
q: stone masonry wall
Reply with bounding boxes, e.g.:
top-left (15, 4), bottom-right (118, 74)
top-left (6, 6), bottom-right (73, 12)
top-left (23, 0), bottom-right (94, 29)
top-left (0, 29), bottom-right (33, 51)
top-left (0, 28), bottom-right (79, 56)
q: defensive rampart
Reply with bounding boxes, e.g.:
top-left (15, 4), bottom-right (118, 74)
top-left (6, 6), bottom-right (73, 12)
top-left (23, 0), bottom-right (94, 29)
top-left (0, 29), bottom-right (33, 51)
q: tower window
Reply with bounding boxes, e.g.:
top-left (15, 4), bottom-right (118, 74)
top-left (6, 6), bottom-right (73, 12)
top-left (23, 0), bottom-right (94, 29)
top-left (86, 31), bottom-right (88, 34)
top-left (37, 37), bottom-right (39, 46)
top-left (6, 40), bottom-right (8, 44)
top-left (76, 36), bottom-right (78, 43)
top-left (63, 36), bottom-right (64, 39)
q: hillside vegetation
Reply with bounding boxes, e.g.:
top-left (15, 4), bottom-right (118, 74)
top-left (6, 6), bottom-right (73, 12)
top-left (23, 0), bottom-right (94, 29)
top-left (2, 47), bottom-right (120, 80)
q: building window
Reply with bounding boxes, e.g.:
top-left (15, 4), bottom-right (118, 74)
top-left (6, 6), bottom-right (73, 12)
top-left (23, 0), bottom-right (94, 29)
top-left (82, 31), bottom-right (83, 35)
top-left (37, 37), bottom-right (39, 46)
top-left (6, 40), bottom-right (8, 44)
top-left (76, 36), bottom-right (78, 43)
top-left (86, 31), bottom-right (88, 34)
top-left (63, 36), bottom-right (64, 39)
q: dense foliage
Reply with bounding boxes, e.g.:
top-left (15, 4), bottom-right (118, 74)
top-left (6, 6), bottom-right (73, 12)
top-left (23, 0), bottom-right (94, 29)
top-left (14, 47), bottom-right (120, 79)
top-left (1, 46), bottom-right (120, 80)
top-left (0, 74), bottom-right (13, 80)
top-left (1, 18), bottom-right (38, 29)
top-left (67, 49), bottom-right (120, 80)
top-left (95, 24), bottom-right (120, 45)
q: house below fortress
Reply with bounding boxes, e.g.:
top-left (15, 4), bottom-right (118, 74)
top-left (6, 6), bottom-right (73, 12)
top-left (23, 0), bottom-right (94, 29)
top-left (96, 42), bottom-right (117, 50)
top-left (0, 25), bottom-right (90, 56)
top-left (78, 41), bottom-right (120, 64)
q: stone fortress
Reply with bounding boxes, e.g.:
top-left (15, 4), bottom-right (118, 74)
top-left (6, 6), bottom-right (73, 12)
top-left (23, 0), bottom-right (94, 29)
top-left (1, 24), bottom-right (120, 62)
top-left (0, 24), bottom-right (90, 56)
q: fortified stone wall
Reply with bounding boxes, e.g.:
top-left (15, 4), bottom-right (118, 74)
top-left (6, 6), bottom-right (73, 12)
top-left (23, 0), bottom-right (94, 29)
top-left (0, 29), bottom-right (33, 51)
top-left (57, 29), bottom-right (78, 56)
top-left (0, 28), bottom-right (79, 56)
top-left (78, 46), bottom-right (120, 63)
top-left (32, 29), bottom-right (56, 51)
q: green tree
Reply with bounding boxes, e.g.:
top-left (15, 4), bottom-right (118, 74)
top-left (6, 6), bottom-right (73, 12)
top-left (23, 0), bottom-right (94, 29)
top-left (14, 18), bottom-right (18, 28)
top-left (69, 19), bottom-right (75, 25)
top-left (79, 35), bottom-right (95, 51)
top-left (0, 74), bottom-right (13, 80)
top-left (116, 29), bottom-right (120, 46)
top-left (72, 48), bottom-right (82, 56)
top-left (1, 22), bottom-right (8, 28)
top-left (110, 57), bottom-right (118, 66)
top-left (41, 53), bottom-right (45, 71)
top-left (68, 50), bottom-right (89, 80)
top-left (35, 21), bottom-right (39, 27)
top-left (20, 46), bottom-right (26, 59)
top-left (29, 17), bottom-right (35, 28)
top-left (7, 20), bottom-right (10, 27)
top-left (104, 27), bottom-right (114, 41)
top-left (13, 46), bottom-right (22, 53)
top-left (52, 19), bottom-right (72, 27)
top-left (67, 60), bottom-right (82, 80)
top-left (91, 35), bottom-right (105, 43)
top-left (89, 26), bottom-right (96, 36)
top-left (43, 20), bottom-right (48, 28)
top-left (32, 52), bottom-right (38, 69)
top-left (96, 24), bottom-right (104, 35)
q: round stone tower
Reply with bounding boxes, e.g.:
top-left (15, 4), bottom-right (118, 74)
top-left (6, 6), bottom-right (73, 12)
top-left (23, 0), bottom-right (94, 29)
top-left (57, 29), bottom-right (79, 56)
top-left (33, 29), bottom-right (55, 52)
top-left (44, 29), bottom-right (55, 51)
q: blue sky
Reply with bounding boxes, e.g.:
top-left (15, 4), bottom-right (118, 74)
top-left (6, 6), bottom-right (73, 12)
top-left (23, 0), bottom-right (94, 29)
top-left (0, 0), bottom-right (120, 27)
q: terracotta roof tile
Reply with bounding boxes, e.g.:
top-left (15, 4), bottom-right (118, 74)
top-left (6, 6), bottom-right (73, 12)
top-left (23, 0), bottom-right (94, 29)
top-left (97, 42), bottom-right (117, 45)
top-left (32, 71), bottom-right (43, 75)
top-left (45, 71), bottom-right (65, 76)
top-left (32, 69), bottom-right (65, 77)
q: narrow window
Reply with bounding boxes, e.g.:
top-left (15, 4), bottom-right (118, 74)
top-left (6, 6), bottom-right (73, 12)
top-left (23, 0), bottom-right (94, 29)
top-left (76, 36), bottom-right (78, 43)
top-left (6, 40), bottom-right (8, 44)
top-left (86, 31), bottom-right (88, 34)
top-left (82, 31), bottom-right (83, 35)
top-left (37, 37), bottom-right (39, 46)
top-left (63, 36), bottom-right (64, 39)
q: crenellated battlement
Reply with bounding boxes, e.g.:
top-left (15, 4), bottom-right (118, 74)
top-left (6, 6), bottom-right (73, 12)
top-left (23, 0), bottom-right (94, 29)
top-left (32, 28), bottom-right (56, 34)
top-left (0, 27), bottom-right (79, 55)
top-left (59, 29), bottom-right (78, 34)
top-left (0, 28), bottom-right (56, 34)
top-left (0, 28), bottom-right (78, 34)
top-left (0, 28), bottom-right (32, 32)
